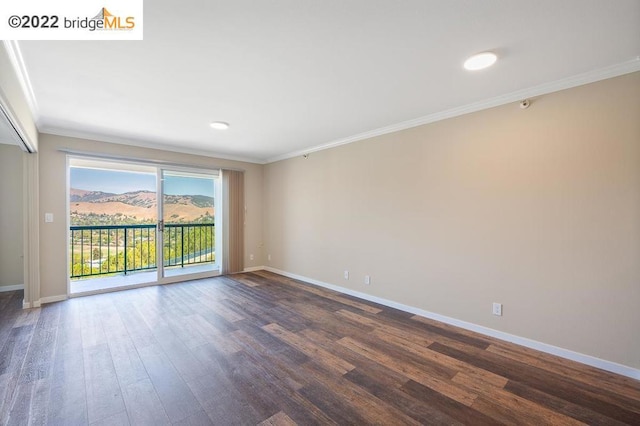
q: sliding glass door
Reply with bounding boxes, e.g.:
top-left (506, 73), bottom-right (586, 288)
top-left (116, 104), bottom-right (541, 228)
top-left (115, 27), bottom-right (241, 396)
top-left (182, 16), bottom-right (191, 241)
top-left (68, 158), bottom-right (219, 294)
top-left (158, 169), bottom-right (218, 280)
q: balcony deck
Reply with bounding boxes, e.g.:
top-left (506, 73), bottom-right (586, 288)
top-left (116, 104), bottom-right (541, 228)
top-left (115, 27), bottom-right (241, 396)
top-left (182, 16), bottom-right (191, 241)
top-left (70, 263), bottom-right (217, 294)
top-left (70, 223), bottom-right (216, 294)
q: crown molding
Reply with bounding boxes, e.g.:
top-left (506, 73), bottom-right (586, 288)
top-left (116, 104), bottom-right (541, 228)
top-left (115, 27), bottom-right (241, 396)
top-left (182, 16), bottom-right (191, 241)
top-left (41, 126), bottom-right (267, 164)
top-left (266, 57), bottom-right (640, 164)
top-left (7, 42), bottom-right (266, 164)
top-left (3, 41), bottom-right (39, 125)
top-left (8, 37), bottom-right (639, 166)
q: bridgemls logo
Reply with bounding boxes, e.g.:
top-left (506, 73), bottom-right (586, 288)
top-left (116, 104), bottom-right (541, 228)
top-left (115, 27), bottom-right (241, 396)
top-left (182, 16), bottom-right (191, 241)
top-left (1, 0), bottom-right (143, 40)
top-left (66, 7), bottom-right (135, 31)
top-left (91, 7), bottom-right (135, 30)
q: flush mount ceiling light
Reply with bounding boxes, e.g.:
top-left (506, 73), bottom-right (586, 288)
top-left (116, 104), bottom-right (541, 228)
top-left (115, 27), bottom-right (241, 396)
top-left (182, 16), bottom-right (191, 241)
top-left (463, 52), bottom-right (497, 71)
top-left (209, 121), bottom-right (230, 130)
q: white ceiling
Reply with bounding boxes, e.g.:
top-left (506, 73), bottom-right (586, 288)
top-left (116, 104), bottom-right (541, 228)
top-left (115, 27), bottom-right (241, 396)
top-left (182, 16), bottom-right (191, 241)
top-left (15, 0), bottom-right (640, 163)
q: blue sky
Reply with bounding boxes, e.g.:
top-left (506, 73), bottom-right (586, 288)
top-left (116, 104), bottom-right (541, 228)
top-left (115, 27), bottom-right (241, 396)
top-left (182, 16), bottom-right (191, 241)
top-left (71, 168), bottom-right (214, 196)
top-left (164, 175), bottom-right (214, 197)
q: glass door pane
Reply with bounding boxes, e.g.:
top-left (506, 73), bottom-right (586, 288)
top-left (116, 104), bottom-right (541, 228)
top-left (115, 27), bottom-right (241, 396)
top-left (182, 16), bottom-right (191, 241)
top-left (68, 158), bottom-right (158, 294)
top-left (160, 169), bottom-right (217, 279)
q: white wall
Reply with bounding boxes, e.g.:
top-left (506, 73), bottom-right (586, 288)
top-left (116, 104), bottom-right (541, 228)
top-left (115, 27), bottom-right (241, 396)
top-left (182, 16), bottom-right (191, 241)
top-left (0, 144), bottom-right (24, 290)
top-left (263, 72), bottom-right (640, 370)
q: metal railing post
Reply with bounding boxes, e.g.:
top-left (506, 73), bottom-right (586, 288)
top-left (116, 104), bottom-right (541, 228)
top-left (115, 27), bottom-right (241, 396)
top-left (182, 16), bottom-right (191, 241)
top-left (181, 225), bottom-right (185, 268)
top-left (71, 230), bottom-right (75, 277)
top-left (124, 228), bottom-right (128, 275)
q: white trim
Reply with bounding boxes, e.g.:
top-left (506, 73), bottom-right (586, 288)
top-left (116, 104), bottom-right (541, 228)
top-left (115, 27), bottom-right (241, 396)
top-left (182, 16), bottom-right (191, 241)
top-left (9, 32), bottom-right (639, 166)
top-left (0, 84), bottom-right (35, 154)
top-left (39, 295), bottom-right (67, 305)
top-left (5, 43), bottom-right (260, 163)
top-left (0, 284), bottom-right (24, 292)
top-left (23, 153), bottom-right (40, 308)
top-left (266, 58), bottom-right (640, 163)
top-left (3, 41), bottom-right (39, 124)
top-left (243, 266), bottom-right (264, 273)
top-left (66, 155), bottom-right (71, 297)
top-left (23, 295), bottom-right (67, 307)
top-left (43, 128), bottom-right (266, 165)
top-left (263, 267), bottom-right (640, 381)
top-left (61, 148), bottom-right (245, 173)
top-left (1, 41), bottom-right (38, 153)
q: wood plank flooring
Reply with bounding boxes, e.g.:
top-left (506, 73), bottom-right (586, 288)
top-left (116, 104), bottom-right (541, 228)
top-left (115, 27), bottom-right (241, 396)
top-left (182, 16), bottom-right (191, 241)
top-left (0, 271), bottom-right (639, 425)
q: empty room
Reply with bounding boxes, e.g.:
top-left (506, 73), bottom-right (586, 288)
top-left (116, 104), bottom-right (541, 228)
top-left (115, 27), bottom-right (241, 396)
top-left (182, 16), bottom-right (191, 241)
top-left (0, 1), bottom-right (639, 424)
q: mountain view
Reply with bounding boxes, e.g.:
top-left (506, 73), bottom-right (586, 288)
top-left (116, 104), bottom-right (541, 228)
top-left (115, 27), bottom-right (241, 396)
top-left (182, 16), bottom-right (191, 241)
top-left (70, 188), bottom-right (214, 225)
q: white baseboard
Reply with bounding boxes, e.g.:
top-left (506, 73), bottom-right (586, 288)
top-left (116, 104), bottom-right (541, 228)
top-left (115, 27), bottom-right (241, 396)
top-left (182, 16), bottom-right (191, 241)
top-left (22, 300), bottom-right (40, 309)
top-left (243, 266), bottom-right (264, 273)
top-left (0, 284), bottom-right (24, 292)
top-left (0, 284), bottom-right (64, 308)
top-left (263, 266), bottom-right (640, 381)
top-left (39, 295), bottom-right (68, 305)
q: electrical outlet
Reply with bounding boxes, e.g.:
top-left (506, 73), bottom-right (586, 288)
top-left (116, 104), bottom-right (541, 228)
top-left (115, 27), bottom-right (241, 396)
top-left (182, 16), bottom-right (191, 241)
top-left (364, 275), bottom-right (371, 285)
top-left (492, 302), bottom-right (502, 316)
top-left (268, 254), bottom-right (271, 261)
top-left (344, 270), bottom-right (349, 280)
top-left (249, 254), bottom-right (254, 261)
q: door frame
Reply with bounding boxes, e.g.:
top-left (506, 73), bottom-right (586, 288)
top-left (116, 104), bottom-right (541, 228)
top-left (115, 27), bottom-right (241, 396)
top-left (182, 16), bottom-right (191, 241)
top-left (65, 154), bottom-right (221, 297)
top-left (156, 165), bottom-right (220, 284)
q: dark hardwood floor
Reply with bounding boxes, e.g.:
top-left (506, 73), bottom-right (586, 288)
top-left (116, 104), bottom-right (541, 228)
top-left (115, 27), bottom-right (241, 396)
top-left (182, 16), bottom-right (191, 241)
top-left (0, 271), bottom-right (639, 425)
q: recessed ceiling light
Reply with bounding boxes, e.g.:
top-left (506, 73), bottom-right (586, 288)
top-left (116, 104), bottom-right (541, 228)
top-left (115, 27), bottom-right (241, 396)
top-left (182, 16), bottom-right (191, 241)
top-left (210, 121), bottom-right (230, 130)
top-left (463, 52), bottom-right (497, 71)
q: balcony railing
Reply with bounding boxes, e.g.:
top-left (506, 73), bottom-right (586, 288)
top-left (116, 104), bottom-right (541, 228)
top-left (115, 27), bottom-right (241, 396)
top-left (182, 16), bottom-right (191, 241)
top-left (69, 223), bottom-right (215, 279)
